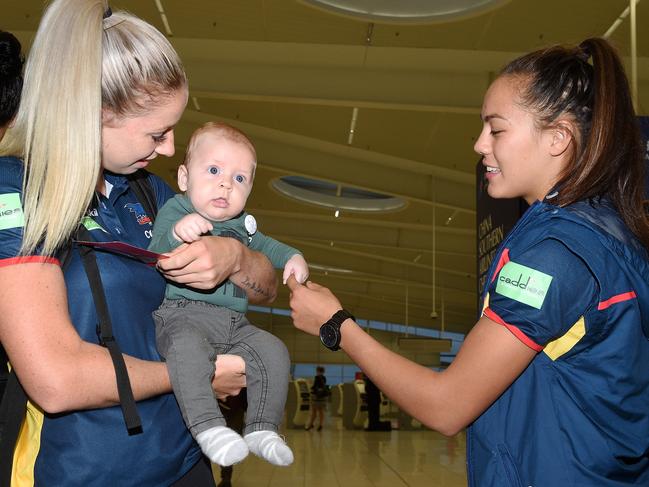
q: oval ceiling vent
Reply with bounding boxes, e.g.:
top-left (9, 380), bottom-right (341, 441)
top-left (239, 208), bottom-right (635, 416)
top-left (272, 176), bottom-right (406, 213)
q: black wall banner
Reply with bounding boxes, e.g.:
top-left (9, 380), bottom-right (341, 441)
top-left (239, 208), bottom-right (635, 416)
top-left (641, 117), bottom-right (649, 201)
top-left (475, 161), bottom-right (527, 309)
top-left (640, 116), bottom-right (649, 165)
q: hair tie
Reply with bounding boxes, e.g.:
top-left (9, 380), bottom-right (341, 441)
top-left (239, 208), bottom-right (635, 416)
top-left (577, 43), bottom-right (592, 65)
top-left (103, 7), bottom-right (126, 31)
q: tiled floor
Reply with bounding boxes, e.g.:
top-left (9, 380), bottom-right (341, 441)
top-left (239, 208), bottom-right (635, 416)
top-left (212, 416), bottom-right (467, 487)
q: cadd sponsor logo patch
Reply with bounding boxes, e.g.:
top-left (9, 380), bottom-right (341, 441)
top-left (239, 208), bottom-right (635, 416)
top-left (496, 261), bottom-right (552, 309)
top-left (0, 193), bottom-right (24, 230)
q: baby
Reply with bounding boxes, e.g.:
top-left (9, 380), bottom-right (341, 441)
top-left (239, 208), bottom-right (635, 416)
top-left (149, 122), bottom-right (308, 467)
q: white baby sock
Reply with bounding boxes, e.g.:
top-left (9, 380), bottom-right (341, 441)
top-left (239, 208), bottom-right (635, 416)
top-left (195, 426), bottom-right (249, 467)
top-left (244, 430), bottom-right (294, 466)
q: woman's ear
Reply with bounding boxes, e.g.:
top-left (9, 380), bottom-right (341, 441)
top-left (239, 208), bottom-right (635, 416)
top-left (177, 164), bottom-right (189, 192)
top-left (549, 120), bottom-right (575, 157)
top-left (101, 108), bottom-right (117, 127)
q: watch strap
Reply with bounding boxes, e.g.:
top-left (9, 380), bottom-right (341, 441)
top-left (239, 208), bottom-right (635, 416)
top-left (330, 309), bottom-right (355, 327)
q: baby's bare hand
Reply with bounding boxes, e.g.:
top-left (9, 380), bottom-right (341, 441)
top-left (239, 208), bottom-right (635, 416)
top-left (282, 254), bottom-right (309, 285)
top-left (173, 213), bottom-right (213, 243)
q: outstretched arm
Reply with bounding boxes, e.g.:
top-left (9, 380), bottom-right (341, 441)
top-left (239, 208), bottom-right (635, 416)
top-left (286, 276), bottom-right (536, 435)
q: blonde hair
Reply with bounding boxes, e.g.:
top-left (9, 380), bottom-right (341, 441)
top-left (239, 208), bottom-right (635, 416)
top-left (0, 0), bottom-right (186, 255)
top-left (184, 122), bottom-right (257, 172)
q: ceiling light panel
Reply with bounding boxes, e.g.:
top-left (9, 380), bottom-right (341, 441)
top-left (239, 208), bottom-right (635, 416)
top-left (302, 0), bottom-right (511, 24)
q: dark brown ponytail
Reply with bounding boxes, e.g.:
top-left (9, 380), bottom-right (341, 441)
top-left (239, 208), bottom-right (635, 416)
top-left (501, 38), bottom-right (649, 249)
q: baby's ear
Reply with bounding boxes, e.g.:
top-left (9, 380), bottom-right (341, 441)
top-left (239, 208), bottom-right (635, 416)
top-left (177, 164), bottom-right (189, 191)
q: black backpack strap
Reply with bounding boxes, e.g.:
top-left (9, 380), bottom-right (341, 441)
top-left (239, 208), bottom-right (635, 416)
top-left (127, 170), bottom-right (157, 220)
top-left (73, 171), bottom-right (157, 434)
top-left (0, 345), bottom-right (8, 407)
top-left (76, 224), bottom-right (142, 434)
top-left (72, 171), bottom-right (159, 434)
top-left (0, 352), bottom-right (26, 487)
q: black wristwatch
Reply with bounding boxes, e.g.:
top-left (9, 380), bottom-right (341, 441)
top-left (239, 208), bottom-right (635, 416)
top-left (319, 309), bottom-right (355, 351)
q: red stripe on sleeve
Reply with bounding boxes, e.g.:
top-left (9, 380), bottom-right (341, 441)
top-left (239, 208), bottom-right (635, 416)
top-left (490, 248), bottom-right (510, 283)
top-left (597, 291), bottom-right (637, 311)
top-left (0, 256), bottom-right (61, 268)
top-left (483, 307), bottom-right (544, 352)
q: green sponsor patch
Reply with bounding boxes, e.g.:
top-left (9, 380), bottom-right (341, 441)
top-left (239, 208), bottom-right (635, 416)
top-left (81, 217), bottom-right (106, 233)
top-left (0, 193), bottom-right (24, 230)
top-left (495, 261), bottom-right (552, 309)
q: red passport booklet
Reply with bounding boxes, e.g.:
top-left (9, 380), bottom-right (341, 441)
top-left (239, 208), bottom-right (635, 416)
top-left (75, 240), bottom-right (167, 265)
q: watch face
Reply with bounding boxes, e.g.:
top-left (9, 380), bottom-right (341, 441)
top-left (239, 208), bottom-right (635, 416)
top-left (320, 323), bottom-right (339, 349)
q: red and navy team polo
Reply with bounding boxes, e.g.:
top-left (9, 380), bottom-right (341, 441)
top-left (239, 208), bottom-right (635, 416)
top-left (0, 156), bottom-right (201, 486)
top-left (471, 197), bottom-right (649, 486)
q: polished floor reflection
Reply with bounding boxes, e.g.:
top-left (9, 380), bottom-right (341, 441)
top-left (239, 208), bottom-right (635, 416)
top-left (212, 416), bottom-right (467, 487)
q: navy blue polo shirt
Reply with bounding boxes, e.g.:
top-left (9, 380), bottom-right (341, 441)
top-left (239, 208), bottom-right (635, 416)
top-left (0, 157), bottom-right (201, 486)
top-left (471, 199), bottom-right (649, 486)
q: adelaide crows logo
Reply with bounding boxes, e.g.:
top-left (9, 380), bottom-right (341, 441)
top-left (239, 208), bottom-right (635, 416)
top-left (125, 203), bottom-right (152, 225)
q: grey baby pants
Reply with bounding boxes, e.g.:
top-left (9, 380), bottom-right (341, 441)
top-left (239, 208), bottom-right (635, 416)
top-left (153, 298), bottom-right (290, 437)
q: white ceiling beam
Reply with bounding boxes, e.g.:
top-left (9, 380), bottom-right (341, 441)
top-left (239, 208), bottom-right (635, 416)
top-left (252, 214), bottom-right (475, 255)
top-left (288, 238), bottom-right (475, 279)
top-left (285, 266), bottom-right (477, 306)
top-left (186, 62), bottom-right (487, 109)
top-left (250, 208), bottom-right (474, 234)
top-left (173, 39), bottom-right (521, 72)
top-left (274, 234), bottom-right (475, 257)
top-left (190, 90), bottom-right (480, 115)
top-left (298, 250), bottom-right (474, 291)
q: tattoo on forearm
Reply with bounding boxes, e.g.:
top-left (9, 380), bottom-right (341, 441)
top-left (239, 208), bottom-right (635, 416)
top-left (241, 276), bottom-right (271, 297)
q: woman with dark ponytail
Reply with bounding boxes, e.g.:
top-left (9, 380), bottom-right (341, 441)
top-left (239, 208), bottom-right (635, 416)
top-left (288, 38), bottom-right (649, 486)
top-left (498, 38), bottom-right (649, 247)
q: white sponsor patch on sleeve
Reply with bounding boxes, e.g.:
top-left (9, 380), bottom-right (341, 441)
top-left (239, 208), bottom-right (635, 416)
top-left (0, 193), bottom-right (24, 230)
top-left (495, 261), bottom-right (553, 309)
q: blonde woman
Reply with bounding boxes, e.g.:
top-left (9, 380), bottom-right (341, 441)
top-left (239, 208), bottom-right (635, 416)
top-left (0, 1), bottom-right (276, 485)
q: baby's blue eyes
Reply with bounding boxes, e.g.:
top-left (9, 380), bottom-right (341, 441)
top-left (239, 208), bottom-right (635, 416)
top-left (207, 166), bottom-right (246, 183)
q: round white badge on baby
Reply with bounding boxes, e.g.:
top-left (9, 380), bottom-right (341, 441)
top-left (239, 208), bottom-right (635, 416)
top-left (245, 214), bottom-right (257, 235)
